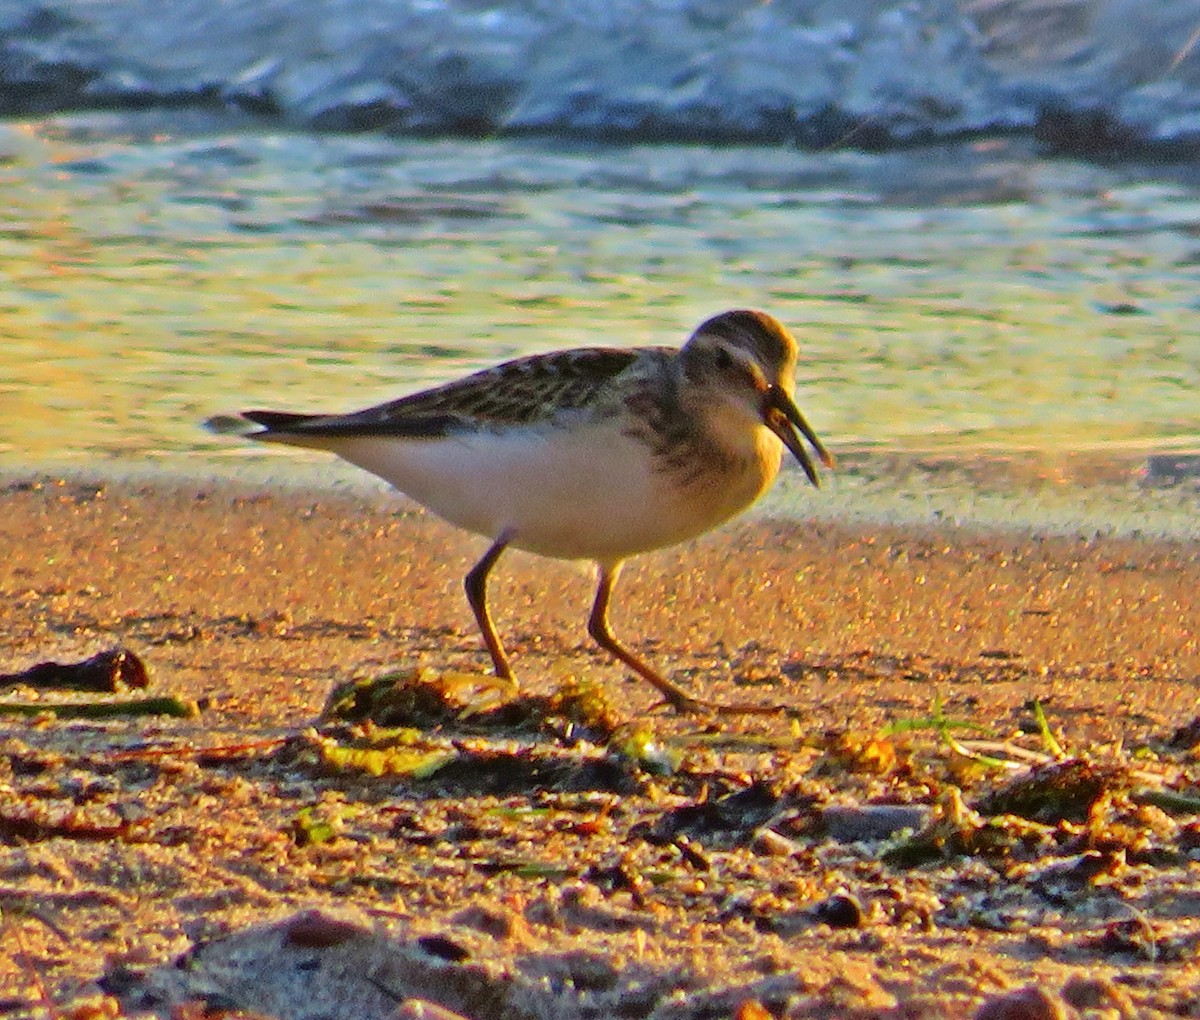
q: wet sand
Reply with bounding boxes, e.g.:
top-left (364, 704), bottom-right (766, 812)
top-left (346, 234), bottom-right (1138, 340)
top-left (2, 475), bottom-right (1199, 1018)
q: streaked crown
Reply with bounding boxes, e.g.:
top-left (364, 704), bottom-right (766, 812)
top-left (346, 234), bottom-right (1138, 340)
top-left (681, 309), bottom-right (798, 391)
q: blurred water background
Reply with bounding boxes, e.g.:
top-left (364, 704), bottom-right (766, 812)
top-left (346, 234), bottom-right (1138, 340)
top-left (2, 0), bottom-right (1198, 536)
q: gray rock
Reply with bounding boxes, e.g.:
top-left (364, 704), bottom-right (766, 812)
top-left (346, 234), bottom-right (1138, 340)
top-left (823, 803), bottom-right (932, 843)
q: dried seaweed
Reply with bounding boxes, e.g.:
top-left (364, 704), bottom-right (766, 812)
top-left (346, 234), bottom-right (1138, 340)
top-left (320, 669), bottom-right (620, 741)
top-left (0, 695), bottom-right (198, 719)
top-left (973, 758), bottom-right (1130, 824)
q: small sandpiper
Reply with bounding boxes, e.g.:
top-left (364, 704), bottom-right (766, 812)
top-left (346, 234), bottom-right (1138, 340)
top-left (209, 309), bottom-right (833, 713)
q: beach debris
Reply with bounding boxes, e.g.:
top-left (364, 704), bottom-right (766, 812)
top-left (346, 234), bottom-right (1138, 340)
top-left (291, 805), bottom-right (340, 846)
top-left (0, 646), bottom-right (197, 718)
top-left (320, 739), bottom-right (458, 780)
top-left (323, 668), bottom-right (475, 727)
top-left (615, 726), bottom-right (680, 775)
top-left (0, 647), bottom-right (149, 692)
top-left (1082, 912), bottom-right (1200, 963)
top-left (0, 695), bottom-right (198, 720)
top-left (1027, 699), bottom-right (1066, 759)
top-left (812, 728), bottom-right (899, 775)
top-left (1135, 787), bottom-right (1200, 815)
top-left (642, 778), bottom-right (786, 848)
top-left (1166, 713), bottom-right (1200, 751)
top-left (882, 787), bottom-right (1048, 868)
top-left (0, 801), bottom-right (133, 844)
top-left (308, 728), bottom-right (643, 796)
top-left (321, 667), bottom-right (620, 741)
top-left (973, 758), bottom-right (1129, 824)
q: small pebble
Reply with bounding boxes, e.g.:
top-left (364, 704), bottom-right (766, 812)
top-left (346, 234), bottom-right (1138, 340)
top-left (974, 985), bottom-right (1070, 1020)
top-left (811, 893), bottom-right (865, 929)
top-left (1061, 974), bottom-right (1135, 1018)
top-left (751, 827), bottom-right (799, 856)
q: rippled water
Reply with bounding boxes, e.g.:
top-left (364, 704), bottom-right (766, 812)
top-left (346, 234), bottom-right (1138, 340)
top-left (3, 112), bottom-right (1198, 535)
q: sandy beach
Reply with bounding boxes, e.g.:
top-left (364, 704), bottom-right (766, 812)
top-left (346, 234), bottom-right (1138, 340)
top-left (2, 474), bottom-right (1199, 1018)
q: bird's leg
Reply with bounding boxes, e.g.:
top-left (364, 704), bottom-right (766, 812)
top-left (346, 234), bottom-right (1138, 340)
top-left (464, 533), bottom-right (515, 682)
top-left (587, 562), bottom-right (794, 718)
top-left (587, 562), bottom-right (706, 714)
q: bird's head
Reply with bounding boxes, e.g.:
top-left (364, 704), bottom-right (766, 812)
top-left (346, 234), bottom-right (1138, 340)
top-left (680, 309), bottom-right (834, 486)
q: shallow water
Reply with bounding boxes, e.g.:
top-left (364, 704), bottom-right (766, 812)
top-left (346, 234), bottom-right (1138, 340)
top-left (2, 112), bottom-right (1198, 536)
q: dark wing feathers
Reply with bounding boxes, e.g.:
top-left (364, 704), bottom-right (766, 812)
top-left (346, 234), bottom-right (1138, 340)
top-left (246, 347), bottom-right (653, 439)
top-left (243, 408), bottom-right (463, 439)
top-left (242, 410), bottom-right (319, 429)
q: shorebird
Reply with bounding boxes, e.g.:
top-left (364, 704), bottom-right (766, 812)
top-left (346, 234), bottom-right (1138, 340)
top-left (210, 309), bottom-right (833, 712)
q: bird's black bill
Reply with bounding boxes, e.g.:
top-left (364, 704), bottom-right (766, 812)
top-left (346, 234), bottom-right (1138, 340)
top-left (763, 387), bottom-right (835, 488)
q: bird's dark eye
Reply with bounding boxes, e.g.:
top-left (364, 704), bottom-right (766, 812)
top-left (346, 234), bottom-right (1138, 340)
top-left (713, 346), bottom-right (735, 371)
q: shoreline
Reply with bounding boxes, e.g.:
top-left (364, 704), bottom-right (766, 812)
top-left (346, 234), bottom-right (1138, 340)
top-left (3, 437), bottom-right (1198, 546)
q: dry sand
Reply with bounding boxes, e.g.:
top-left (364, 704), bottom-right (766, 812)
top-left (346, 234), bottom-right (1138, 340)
top-left (1, 475), bottom-right (1199, 1019)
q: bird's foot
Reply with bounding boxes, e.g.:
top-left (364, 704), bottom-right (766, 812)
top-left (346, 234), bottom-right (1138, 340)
top-left (646, 676), bottom-right (789, 717)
